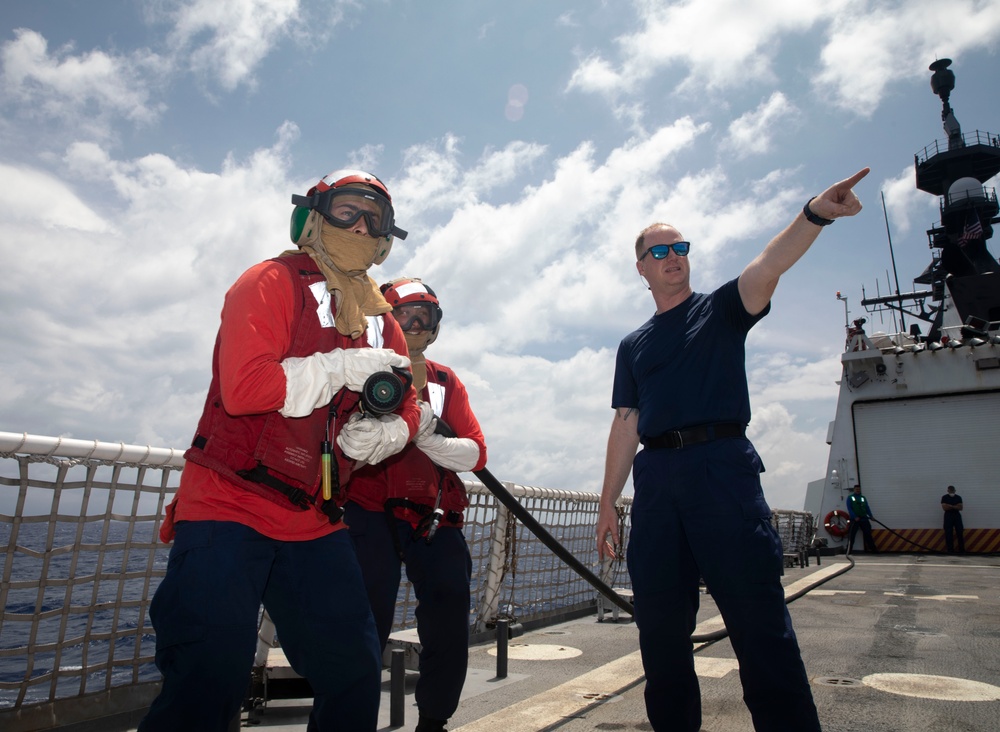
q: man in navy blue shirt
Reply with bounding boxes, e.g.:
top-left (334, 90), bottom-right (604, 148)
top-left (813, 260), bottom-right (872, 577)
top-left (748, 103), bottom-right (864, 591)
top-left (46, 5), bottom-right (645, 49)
top-left (596, 168), bottom-right (869, 732)
top-left (941, 485), bottom-right (966, 553)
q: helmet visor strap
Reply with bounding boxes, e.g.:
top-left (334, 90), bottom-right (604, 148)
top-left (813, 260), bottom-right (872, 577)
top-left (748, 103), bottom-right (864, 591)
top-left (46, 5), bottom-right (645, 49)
top-left (318, 189), bottom-right (396, 237)
top-left (291, 187), bottom-right (407, 239)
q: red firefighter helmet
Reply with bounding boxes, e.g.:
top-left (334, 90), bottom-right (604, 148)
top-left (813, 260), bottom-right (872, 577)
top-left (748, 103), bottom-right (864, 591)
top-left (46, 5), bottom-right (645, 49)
top-left (380, 277), bottom-right (443, 335)
top-left (290, 169), bottom-right (407, 251)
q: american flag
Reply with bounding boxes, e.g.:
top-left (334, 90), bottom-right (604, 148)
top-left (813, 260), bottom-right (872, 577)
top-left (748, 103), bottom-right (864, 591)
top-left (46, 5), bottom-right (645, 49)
top-left (958, 211), bottom-right (983, 245)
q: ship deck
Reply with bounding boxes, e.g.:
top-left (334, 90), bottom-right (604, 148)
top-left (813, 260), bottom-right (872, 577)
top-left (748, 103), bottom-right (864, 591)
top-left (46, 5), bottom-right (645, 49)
top-left (121, 553), bottom-right (1000, 732)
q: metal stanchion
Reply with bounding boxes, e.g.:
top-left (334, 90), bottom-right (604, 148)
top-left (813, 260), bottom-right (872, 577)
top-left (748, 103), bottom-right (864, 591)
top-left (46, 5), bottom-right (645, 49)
top-left (496, 619), bottom-right (509, 679)
top-left (390, 648), bottom-right (406, 728)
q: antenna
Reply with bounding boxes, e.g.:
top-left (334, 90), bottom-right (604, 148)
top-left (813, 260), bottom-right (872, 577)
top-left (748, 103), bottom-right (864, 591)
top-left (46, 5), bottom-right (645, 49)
top-left (885, 269), bottom-right (900, 334)
top-left (880, 191), bottom-right (907, 333)
top-left (873, 278), bottom-right (890, 328)
top-left (836, 291), bottom-right (849, 328)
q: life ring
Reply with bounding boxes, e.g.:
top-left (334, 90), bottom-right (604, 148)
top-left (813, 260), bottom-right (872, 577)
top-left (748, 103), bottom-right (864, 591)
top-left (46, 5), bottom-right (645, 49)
top-left (824, 510), bottom-right (850, 538)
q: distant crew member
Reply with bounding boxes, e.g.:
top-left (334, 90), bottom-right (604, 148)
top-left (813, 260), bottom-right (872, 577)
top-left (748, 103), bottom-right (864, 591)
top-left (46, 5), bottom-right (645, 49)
top-left (941, 485), bottom-right (966, 553)
top-left (846, 484), bottom-right (878, 553)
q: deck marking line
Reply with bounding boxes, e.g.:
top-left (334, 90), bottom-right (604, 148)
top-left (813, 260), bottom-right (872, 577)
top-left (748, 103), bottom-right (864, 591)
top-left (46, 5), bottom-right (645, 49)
top-left (809, 589), bottom-right (865, 596)
top-left (858, 561), bottom-right (1000, 570)
top-left (694, 657), bottom-right (739, 678)
top-left (451, 650), bottom-right (645, 732)
top-left (782, 562), bottom-right (850, 595)
top-left (883, 592), bottom-right (979, 601)
top-left (453, 563), bottom-right (843, 732)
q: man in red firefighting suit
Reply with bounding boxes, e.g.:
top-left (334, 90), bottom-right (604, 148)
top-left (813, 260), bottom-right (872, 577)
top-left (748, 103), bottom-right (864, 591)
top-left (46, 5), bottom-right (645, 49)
top-left (345, 277), bottom-right (487, 732)
top-left (139, 170), bottom-right (422, 732)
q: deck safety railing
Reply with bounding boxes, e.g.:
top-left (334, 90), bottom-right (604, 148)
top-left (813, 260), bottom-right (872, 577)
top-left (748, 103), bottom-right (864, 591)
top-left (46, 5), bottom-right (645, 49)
top-left (915, 128), bottom-right (1000, 164)
top-left (0, 432), bottom-right (632, 731)
top-left (1, 431), bottom-right (813, 732)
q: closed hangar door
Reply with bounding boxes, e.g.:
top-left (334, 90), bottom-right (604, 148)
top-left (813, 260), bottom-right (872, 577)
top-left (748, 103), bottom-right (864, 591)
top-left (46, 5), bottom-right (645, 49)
top-left (852, 391), bottom-right (1000, 530)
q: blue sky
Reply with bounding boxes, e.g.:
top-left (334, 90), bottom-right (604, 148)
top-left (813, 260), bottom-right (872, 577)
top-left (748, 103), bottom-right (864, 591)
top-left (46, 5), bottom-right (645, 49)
top-left (2, 0), bottom-right (999, 510)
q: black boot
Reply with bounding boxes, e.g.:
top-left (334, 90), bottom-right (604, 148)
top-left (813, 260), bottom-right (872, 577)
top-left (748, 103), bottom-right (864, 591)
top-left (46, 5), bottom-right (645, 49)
top-left (414, 714), bottom-right (448, 732)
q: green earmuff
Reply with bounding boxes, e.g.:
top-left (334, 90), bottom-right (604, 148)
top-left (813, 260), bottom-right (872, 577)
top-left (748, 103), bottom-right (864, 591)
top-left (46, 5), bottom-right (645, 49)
top-left (373, 235), bottom-right (394, 265)
top-left (290, 206), bottom-right (312, 244)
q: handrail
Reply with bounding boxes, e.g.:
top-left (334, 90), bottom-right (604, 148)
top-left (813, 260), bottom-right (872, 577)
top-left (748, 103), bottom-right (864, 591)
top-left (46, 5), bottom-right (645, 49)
top-left (0, 432), bottom-right (629, 731)
top-left (915, 128), bottom-right (1000, 164)
top-left (1, 432), bottom-right (812, 732)
top-left (0, 432), bottom-right (186, 468)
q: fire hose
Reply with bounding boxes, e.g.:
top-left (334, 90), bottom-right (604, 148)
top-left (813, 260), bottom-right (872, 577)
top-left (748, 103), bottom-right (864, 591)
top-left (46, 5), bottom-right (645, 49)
top-left (363, 370), bottom-right (845, 637)
top-left (431, 418), bottom-right (637, 616)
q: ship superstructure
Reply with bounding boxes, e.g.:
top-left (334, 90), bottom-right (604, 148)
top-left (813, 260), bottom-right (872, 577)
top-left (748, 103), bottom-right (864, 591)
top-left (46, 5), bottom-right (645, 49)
top-left (805, 59), bottom-right (1000, 553)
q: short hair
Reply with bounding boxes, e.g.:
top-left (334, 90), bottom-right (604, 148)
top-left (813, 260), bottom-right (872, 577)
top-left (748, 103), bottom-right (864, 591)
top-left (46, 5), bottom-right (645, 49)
top-left (947, 485), bottom-right (956, 491)
top-left (634, 222), bottom-right (677, 259)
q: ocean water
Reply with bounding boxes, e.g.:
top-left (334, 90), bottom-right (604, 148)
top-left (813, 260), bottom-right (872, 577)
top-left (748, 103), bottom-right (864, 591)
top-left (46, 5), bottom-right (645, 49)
top-left (1, 514), bottom-right (621, 710)
top-left (0, 520), bottom-right (165, 709)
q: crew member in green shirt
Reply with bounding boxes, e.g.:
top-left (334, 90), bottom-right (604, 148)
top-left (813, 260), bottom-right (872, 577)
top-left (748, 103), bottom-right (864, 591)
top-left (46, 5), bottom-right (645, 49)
top-left (846, 484), bottom-right (878, 553)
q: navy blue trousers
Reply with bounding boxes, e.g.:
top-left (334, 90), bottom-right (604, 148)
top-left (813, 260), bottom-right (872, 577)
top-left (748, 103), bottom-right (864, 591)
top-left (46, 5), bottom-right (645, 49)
top-left (944, 512), bottom-right (965, 552)
top-left (848, 516), bottom-right (878, 553)
top-left (344, 502), bottom-right (472, 722)
top-left (139, 521), bottom-right (382, 732)
top-left (627, 439), bottom-right (821, 732)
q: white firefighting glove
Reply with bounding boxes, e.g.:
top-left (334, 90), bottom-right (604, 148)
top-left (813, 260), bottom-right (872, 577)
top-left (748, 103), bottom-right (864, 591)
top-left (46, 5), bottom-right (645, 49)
top-left (279, 349), bottom-right (410, 418)
top-left (336, 412), bottom-right (410, 465)
top-left (414, 430), bottom-right (480, 472)
top-left (417, 401), bottom-right (437, 438)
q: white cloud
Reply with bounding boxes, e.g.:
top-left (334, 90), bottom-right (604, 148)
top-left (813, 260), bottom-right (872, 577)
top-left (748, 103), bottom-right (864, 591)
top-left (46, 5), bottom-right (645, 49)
top-left (478, 20), bottom-right (497, 40)
top-left (167, 0), bottom-right (301, 91)
top-left (347, 144), bottom-right (386, 175)
top-left (749, 401), bottom-right (831, 509)
top-left (463, 141), bottom-right (547, 196)
top-left (568, 0), bottom-right (831, 99)
top-left (0, 28), bottom-right (164, 132)
top-left (880, 164), bottom-right (937, 236)
top-left (462, 347), bottom-right (617, 493)
top-left (0, 125), bottom-right (301, 447)
top-left (0, 162), bottom-right (113, 232)
top-left (368, 118), bottom-right (851, 497)
top-left (391, 136), bottom-right (548, 221)
top-left (816, 0), bottom-right (1000, 112)
top-left (723, 92), bottom-right (801, 158)
top-left (569, 0), bottom-right (1000, 123)
top-left (556, 12), bottom-right (580, 29)
top-left (749, 351), bottom-right (843, 405)
top-left (566, 55), bottom-right (624, 96)
top-left (384, 118), bottom-right (711, 352)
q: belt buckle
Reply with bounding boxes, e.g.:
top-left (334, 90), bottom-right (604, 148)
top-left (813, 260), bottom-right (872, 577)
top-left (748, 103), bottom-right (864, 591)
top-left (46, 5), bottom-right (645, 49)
top-left (669, 429), bottom-right (684, 448)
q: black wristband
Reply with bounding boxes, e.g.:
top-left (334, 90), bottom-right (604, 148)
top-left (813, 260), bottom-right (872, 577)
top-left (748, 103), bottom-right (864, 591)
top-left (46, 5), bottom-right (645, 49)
top-left (803, 196), bottom-right (834, 226)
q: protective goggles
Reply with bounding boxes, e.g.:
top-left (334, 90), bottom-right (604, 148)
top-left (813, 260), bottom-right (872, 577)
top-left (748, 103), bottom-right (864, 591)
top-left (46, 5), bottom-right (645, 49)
top-left (291, 188), bottom-right (408, 240)
top-left (393, 303), bottom-right (441, 333)
top-left (639, 241), bottom-right (690, 260)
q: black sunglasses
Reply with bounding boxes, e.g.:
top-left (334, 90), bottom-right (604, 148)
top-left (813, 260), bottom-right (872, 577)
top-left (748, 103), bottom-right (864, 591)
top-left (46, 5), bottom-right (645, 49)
top-left (639, 241), bottom-right (690, 260)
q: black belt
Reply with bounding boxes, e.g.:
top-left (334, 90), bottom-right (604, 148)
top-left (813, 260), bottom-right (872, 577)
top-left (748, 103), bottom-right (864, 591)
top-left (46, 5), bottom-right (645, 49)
top-left (643, 422), bottom-right (745, 449)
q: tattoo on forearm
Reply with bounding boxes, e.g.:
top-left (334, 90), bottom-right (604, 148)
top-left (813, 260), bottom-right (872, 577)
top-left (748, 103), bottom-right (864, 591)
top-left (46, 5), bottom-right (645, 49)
top-left (616, 408), bottom-right (636, 422)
